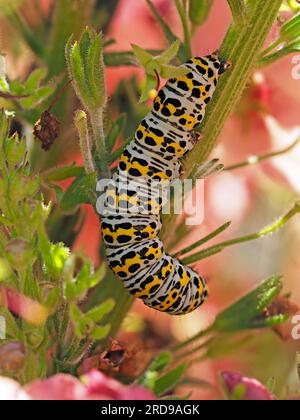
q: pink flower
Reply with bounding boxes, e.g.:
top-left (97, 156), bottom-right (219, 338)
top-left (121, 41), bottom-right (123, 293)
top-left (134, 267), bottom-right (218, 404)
top-left (82, 370), bottom-right (155, 400)
top-left (0, 370), bottom-right (155, 400)
top-left (0, 287), bottom-right (48, 326)
top-left (221, 371), bottom-right (275, 400)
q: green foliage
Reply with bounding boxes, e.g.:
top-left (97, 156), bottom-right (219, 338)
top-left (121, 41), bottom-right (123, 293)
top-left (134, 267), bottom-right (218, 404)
top-left (0, 111), bottom-right (113, 381)
top-left (66, 29), bottom-right (110, 177)
top-left (181, 202), bottom-right (300, 264)
top-left (132, 40), bottom-right (189, 102)
top-left (0, 59), bottom-right (54, 110)
top-left (60, 172), bottom-right (97, 212)
top-left (140, 352), bottom-right (187, 397)
top-left (227, 0), bottom-right (247, 24)
top-left (189, 0), bottom-right (214, 26)
top-left (170, 276), bottom-right (294, 382)
top-left (70, 299), bottom-right (114, 340)
top-left (0, 0), bottom-right (298, 400)
top-left (260, 11), bottom-right (300, 65)
top-left (47, 0), bottom-right (96, 77)
top-left (212, 276), bottom-right (287, 332)
top-left (66, 30), bottom-right (106, 113)
top-left (10, 68), bottom-right (54, 110)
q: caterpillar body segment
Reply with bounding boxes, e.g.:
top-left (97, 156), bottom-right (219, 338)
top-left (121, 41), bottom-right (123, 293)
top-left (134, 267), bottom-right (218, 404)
top-left (101, 53), bottom-right (230, 315)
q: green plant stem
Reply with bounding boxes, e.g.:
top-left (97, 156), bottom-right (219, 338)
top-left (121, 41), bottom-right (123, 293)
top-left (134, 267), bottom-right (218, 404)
top-left (227, 0), bottom-right (247, 23)
top-left (174, 337), bottom-right (215, 362)
top-left (188, 0), bottom-right (283, 171)
top-left (260, 38), bottom-right (282, 57)
top-left (90, 110), bottom-right (110, 178)
top-left (104, 50), bottom-right (162, 67)
top-left (181, 201), bottom-right (300, 265)
top-left (175, 221), bottom-right (232, 258)
top-left (146, 0), bottom-right (177, 44)
top-left (225, 136), bottom-right (300, 171)
top-left (86, 269), bottom-right (134, 344)
top-left (172, 326), bottom-right (213, 352)
top-left (174, 0), bottom-right (192, 57)
top-left (162, 0), bottom-right (283, 238)
top-left (75, 111), bottom-right (95, 174)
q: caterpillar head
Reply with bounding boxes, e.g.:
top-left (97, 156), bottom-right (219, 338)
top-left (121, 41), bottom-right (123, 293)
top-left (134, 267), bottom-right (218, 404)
top-left (189, 52), bottom-right (231, 82)
top-left (211, 50), bottom-right (231, 75)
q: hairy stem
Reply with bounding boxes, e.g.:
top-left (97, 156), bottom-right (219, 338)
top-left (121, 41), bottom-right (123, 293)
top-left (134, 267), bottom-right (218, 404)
top-left (225, 136), bottom-right (300, 171)
top-left (90, 110), bottom-right (110, 178)
top-left (181, 201), bottom-right (300, 265)
top-left (162, 0), bottom-right (283, 237)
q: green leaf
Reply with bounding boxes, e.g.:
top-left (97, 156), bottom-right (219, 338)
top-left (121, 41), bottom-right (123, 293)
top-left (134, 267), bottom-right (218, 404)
top-left (261, 38), bottom-right (300, 65)
top-left (4, 134), bottom-right (26, 170)
top-left (139, 74), bottom-right (157, 103)
top-left (280, 13), bottom-right (300, 43)
top-left (64, 257), bottom-right (106, 301)
top-left (109, 137), bottom-right (132, 164)
top-left (106, 113), bottom-right (127, 150)
top-left (60, 172), bottom-right (96, 212)
top-left (44, 287), bottom-right (60, 311)
top-left (212, 276), bottom-right (284, 332)
top-left (189, 0), bottom-right (214, 26)
top-left (90, 324), bottom-right (111, 340)
top-left (157, 40), bottom-right (181, 64)
top-left (20, 86), bottom-right (54, 110)
top-left (42, 165), bottom-right (85, 183)
top-left (148, 352), bottom-right (173, 373)
top-left (24, 68), bottom-right (47, 90)
top-left (70, 41), bottom-right (90, 107)
top-left (87, 33), bottom-right (106, 108)
top-left (70, 303), bottom-right (83, 323)
top-left (132, 44), bottom-right (153, 67)
top-left (85, 299), bottom-right (115, 322)
top-left (79, 29), bottom-right (92, 75)
top-left (145, 0), bottom-right (178, 45)
top-left (50, 243), bottom-right (70, 275)
top-left (160, 64), bottom-right (189, 79)
top-left (39, 232), bottom-right (69, 280)
top-left (154, 364), bottom-right (187, 396)
top-left (104, 50), bottom-right (145, 67)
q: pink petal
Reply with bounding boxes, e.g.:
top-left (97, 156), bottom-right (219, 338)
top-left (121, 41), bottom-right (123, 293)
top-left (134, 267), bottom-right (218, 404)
top-left (25, 375), bottom-right (86, 401)
top-left (1, 287), bottom-right (48, 326)
top-left (221, 371), bottom-right (275, 400)
top-left (83, 370), bottom-right (155, 400)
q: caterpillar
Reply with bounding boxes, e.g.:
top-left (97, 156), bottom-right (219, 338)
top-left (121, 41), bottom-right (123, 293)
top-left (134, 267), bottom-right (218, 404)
top-left (101, 52), bottom-right (230, 315)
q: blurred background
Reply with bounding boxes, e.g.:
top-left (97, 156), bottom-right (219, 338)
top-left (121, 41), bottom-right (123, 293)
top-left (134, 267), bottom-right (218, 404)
top-left (0, 0), bottom-right (300, 399)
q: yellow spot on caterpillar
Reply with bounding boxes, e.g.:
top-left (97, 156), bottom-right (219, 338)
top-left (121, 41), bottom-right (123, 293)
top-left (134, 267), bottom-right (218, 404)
top-left (148, 89), bottom-right (158, 100)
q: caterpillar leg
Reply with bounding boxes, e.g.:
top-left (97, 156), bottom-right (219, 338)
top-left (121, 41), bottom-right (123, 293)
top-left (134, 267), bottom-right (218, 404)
top-left (194, 158), bottom-right (224, 179)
